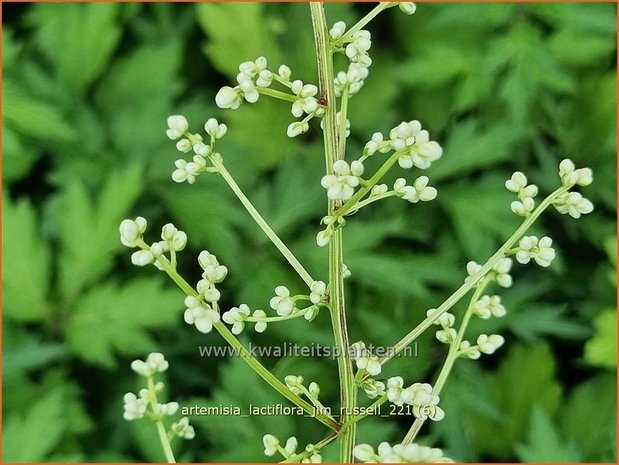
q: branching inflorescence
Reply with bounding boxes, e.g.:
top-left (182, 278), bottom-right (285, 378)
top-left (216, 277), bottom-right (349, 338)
top-left (119, 2), bottom-right (594, 463)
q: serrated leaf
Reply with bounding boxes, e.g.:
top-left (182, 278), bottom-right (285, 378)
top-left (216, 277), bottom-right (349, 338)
top-left (28, 2), bottom-right (121, 93)
top-left (196, 2), bottom-right (282, 77)
top-left (584, 308), bottom-right (617, 368)
top-left (57, 165), bottom-right (143, 302)
top-left (468, 343), bottom-right (562, 457)
top-left (515, 407), bottom-right (582, 462)
top-left (2, 195), bottom-right (52, 322)
top-left (2, 125), bottom-right (39, 183)
top-left (508, 305), bottom-right (591, 342)
top-left (65, 279), bottom-right (182, 367)
top-left (3, 388), bottom-right (66, 462)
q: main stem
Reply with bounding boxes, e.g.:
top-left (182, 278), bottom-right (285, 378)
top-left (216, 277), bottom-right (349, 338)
top-left (311, 3), bottom-right (356, 461)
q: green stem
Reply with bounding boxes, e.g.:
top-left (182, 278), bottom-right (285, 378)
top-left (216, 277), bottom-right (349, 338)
top-left (340, 2), bottom-right (392, 40)
top-left (209, 155), bottom-right (315, 288)
top-left (311, 3), bottom-right (356, 461)
top-left (343, 394), bottom-right (388, 428)
top-left (375, 185), bottom-right (569, 368)
top-left (281, 432), bottom-right (339, 463)
top-left (338, 89), bottom-right (349, 159)
top-left (346, 191), bottom-right (397, 215)
top-left (401, 277), bottom-right (490, 445)
top-left (146, 251), bottom-right (339, 431)
top-left (258, 87), bottom-right (297, 103)
top-left (148, 377), bottom-right (176, 463)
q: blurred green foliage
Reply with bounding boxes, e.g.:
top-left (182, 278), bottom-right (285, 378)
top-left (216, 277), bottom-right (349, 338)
top-left (2, 2), bottom-right (616, 463)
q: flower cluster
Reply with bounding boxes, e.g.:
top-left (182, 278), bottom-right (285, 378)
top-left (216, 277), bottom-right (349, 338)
top-left (119, 218), bottom-right (187, 268)
top-left (215, 57), bottom-right (323, 138)
top-left (427, 308), bottom-right (456, 344)
top-left (316, 214), bottom-right (346, 247)
top-left (330, 21), bottom-right (372, 98)
top-left (472, 295), bottom-right (506, 319)
top-left (166, 115), bottom-right (227, 184)
top-left (505, 171), bottom-right (539, 216)
top-left (458, 334), bottom-right (505, 359)
top-left (351, 341), bottom-right (382, 376)
top-left (263, 434), bottom-right (323, 462)
top-left (361, 378), bottom-right (386, 399)
top-left (516, 236), bottom-right (556, 267)
top-left (354, 442), bottom-right (453, 463)
top-left (393, 176), bottom-right (438, 203)
top-left (466, 258), bottom-right (513, 288)
top-left (222, 303), bottom-right (268, 334)
top-left (123, 353), bottom-right (195, 441)
top-left (320, 160), bottom-right (365, 202)
top-left (386, 378), bottom-right (444, 421)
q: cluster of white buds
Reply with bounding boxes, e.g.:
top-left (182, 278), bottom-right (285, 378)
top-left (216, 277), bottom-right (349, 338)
top-left (330, 21), bottom-right (373, 97)
top-left (123, 353), bottom-right (195, 440)
top-left (393, 176), bottom-right (438, 203)
top-left (284, 375), bottom-right (305, 395)
top-left (472, 295), bottom-right (507, 319)
top-left (321, 159), bottom-right (364, 202)
top-left (316, 214), bottom-right (346, 247)
top-left (215, 57), bottom-right (323, 139)
top-left (221, 304), bottom-right (269, 334)
top-left (263, 434), bottom-right (322, 462)
top-left (516, 235), bottom-right (556, 267)
top-left (309, 280), bottom-right (328, 305)
top-left (427, 308), bottom-right (456, 344)
top-left (354, 442), bottom-right (453, 463)
top-left (197, 251), bottom-right (227, 300)
top-left (166, 115), bottom-right (226, 184)
top-left (386, 377), bottom-right (444, 421)
top-left (183, 295), bottom-right (220, 334)
top-left (558, 158), bottom-right (593, 188)
top-left (505, 171), bottom-right (539, 216)
top-left (351, 341), bottom-right (382, 376)
top-left (120, 218), bottom-right (188, 268)
top-left (466, 258), bottom-right (513, 288)
top-left (458, 334), bottom-right (505, 359)
top-left (361, 378), bottom-right (386, 399)
top-left (270, 285), bottom-right (296, 316)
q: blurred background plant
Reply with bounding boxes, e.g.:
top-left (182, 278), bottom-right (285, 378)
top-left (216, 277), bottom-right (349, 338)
top-left (2, 2), bottom-right (616, 462)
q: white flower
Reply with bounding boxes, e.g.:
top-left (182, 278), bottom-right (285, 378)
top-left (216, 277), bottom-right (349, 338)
top-left (270, 285), bottom-right (295, 316)
top-left (120, 217), bottom-right (147, 247)
top-left (172, 159), bottom-right (194, 184)
top-left (302, 453), bottom-right (323, 463)
top-left (320, 160), bottom-right (364, 201)
top-left (351, 341), bottom-right (382, 376)
top-left (464, 260), bottom-right (483, 283)
top-left (390, 121), bottom-right (442, 169)
top-left (361, 379), bottom-right (386, 399)
top-left (278, 64), bottom-right (292, 81)
top-left (237, 73), bottom-right (259, 103)
top-left (346, 30), bottom-right (371, 60)
top-left (354, 442), bottom-right (453, 463)
top-left (363, 132), bottom-right (386, 157)
top-left (398, 3), bottom-right (417, 15)
top-left (516, 235), bottom-right (556, 267)
top-left (183, 297), bottom-right (220, 333)
top-left (492, 258), bottom-right (513, 288)
top-left (334, 63), bottom-right (369, 97)
top-left (152, 401), bottom-right (180, 417)
top-left (458, 340), bottom-right (481, 359)
top-left (511, 197), bottom-right (536, 216)
top-left (123, 392), bottom-right (147, 420)
top-left (166, 115), bottom-right (189, 140)
top-left (386, 376), bottom-right (405, 405)
top-left (473, 295), bottom-right (506, 319)
top-left (316, 228), bottom-right (332, 247)
top-left (329, 21), bottom-right (346, 39)
top-left (371, 184), bottom-right (389, 196)
top-left (426, 308), bottom-right (455, 327)
top-left (553, 191), bottom-right (594, 218)
top-left (284, 437), bottom-right (298, 456)
top-left (342, 263), bottom-right (352, 279)
top-left (222, 304), bottom-right (251, 335)
top-left (308, 382), bottom-right (320, 399)
top-left (309, 281), bottom-right (327, 304)
top-left (171, 417), bottom-right (195, 440)
top-left (197, 279), bottom-right (221, 303)
top-left (559, 159), bottom-right (593, 187)
top-left (476, 334), bottom-right (505, 354)
top-left (291, 80), bottom-right (319, 117)
top-left (175, 138), bottom-right (193, 153)
top-left (402, 383), bottom-right (444, 421)
top-left (198, 251), bottom-right (228, 284)
top-left (161, 223), bottom-right (187, 252)
top-left (215, 86), bottom-right (243, 109)
top-left (505, 172), bottom-right (528, 193)
top-left (284, 375), bottom-right (304, 394)
top-left (287, 121), bottom-right (309, 138)
top-left (394, 177), bottom-right (437, 203)
top-left (435, 328), bottom-right (457, 344)
top-left (263, 434), bottom-right (279, 456)
top-left (131, 249), bottom-right (155, 266)
top-left (505, 171), bottom-right (538, 216)
top-left (256, 69), bottom-right (274, 87)
top-left (204, 118), bottom-right (228, 139)
top-left (353, 444), bottom-right (376, 462)
top-left (131, 352), bottom-right (169, 376)
top-left (252, 310), bottom-right (268, 333)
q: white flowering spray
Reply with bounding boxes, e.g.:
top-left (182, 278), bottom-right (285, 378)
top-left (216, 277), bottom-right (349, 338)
top-left (118, 2), bottom-right (594, 462)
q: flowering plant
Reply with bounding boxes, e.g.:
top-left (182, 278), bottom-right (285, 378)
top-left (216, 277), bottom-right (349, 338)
top-left (118, 3), bottom-right (596, 463)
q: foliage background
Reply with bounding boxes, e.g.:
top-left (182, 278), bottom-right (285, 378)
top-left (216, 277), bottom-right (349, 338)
top-left (2, 2), bottom-right (617, 462)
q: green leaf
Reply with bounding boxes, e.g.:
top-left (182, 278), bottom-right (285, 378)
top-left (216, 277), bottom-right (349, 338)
top-left (584, 308), bottom-right (617, 368)
top-left (549, 30), bottom-right (615, 68)
top-left (560, 374), bottom-right (617, 461)
top-left (3, 335), bottom-right (69, 379)
top-left (508, 304), bottom-right (591, 342)
top-left (3, 388), bottom-right (66, 462)
top-left (57, 165), bottom-right (143, 302)
top-left (1, 125), bottom-right (39, 183)
top-left (2, 195), bottom-right (52, 322)
top-left (65, 278), bottom-right (182, 368)
top-left (468, 343), bottom-right (562, 457)
top-left (515, 407), bottom-right (582, 462)
top-left (196, 2), bottom-right (282, 77)
top-left (28, 2), bottom-right (122, 93)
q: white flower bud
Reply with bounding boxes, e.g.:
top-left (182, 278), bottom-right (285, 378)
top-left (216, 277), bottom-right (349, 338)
top-left (166, 115), bottom-right (189, 140)
top-left (216, 86), bottom-right (243, 109)
top-left (131, 249), bottom-right (155, 266)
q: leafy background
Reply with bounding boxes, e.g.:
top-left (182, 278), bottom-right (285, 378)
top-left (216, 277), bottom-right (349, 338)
top-left (2, 2), bottom-right (616, 462)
